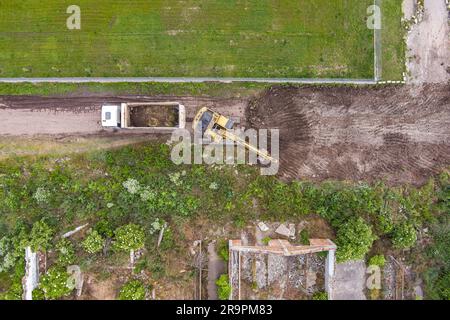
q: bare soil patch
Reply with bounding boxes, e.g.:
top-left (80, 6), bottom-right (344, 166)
top-left (78, 273), bottom-right (118, 300)
top-left (129, 105), bottom-right (178, 127)
top-left (406, 0), bottom-right (450, 84)
top-left (247, 85), bottom-right (450, 186)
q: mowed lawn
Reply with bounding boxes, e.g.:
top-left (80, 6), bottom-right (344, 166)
top-left (0, 0), bottom-right (397, 79)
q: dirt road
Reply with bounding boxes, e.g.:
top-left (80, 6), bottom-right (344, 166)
top-left (406, 0), bottom-right (450, 84)
top-left (0, 95), bottom-right (246, 135)
top-left (1, 84), bottom-right (449, 185)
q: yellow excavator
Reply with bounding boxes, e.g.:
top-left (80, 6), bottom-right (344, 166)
top-left (192, 107), bottom-right (278, 163)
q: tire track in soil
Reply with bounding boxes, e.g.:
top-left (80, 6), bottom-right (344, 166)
top-left (247, 85), bottom-right (450, 186)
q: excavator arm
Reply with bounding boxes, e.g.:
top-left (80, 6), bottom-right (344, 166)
top-left (193, 107), bottom-right (278, 163)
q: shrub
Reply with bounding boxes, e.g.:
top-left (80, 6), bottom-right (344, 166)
top-left (335, 218), bottom-right (376, 263)
top-left (434, 271), bottom-right (450, 300)
top-left (114, 224), bottom-right (145, 252)
top-left (368, 254), bottom-right (386, 268)
top-left (0, 237), bottom-right (16, 272)
top-left (148, 254), bottom-right (166, 280)
top-left (0, 261), bottom-right (24, 300)
top-left (262, 236), bottom-right (271, 246)
top-left (39, 267), bottom-right (72, 300)
top-left (56, 239), bottom-right (75, 266)
top-left (424, 267), bottom-right (450, 300)
top-left (375, 210), bottom-right (395, 235)
top-left (299, 229), bottom-right (310, 245)
top-left (160, 228), bottom-right (176, 251)
top-left (30, 219), bottom-right (54, 252)
top-left (392, 222), bottom-right (417, 249)
top-left (312, 292), bottom-right (328, 300)
top-left (118, 279), bottom-right (146, 300)
top-left (94, 219), bottom-right (114, 238)
top-left (82, 230), bottom-right (104, 254)
top-left (33, 187), bottom-right (51, 204)
top-left (424, 213), bottom-right (450, 300)
top-left (32, 288), bottom-right (45, 300)
top-left (122, 178), bottom-right (140, 195)
top-left (217, 240), bottom-right (229, 262)
top-left (149, 218), bottom-right (165, 235)
top-left (216, 274), bottom-right (231, 300)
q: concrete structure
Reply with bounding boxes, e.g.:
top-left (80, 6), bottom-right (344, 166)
top-left (228, 239), bottom-right (336, 300)
top-left (325, 249), bottom-right (336, 299)
top-left (22, 247), bottom-right (39, 300)
top-left (333, 260), bottom-right (367, 300)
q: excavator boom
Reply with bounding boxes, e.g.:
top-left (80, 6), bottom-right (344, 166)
top-left (192, 107), bottom-right (277, 163)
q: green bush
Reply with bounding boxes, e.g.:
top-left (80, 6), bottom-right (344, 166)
top-left (216, 274), bottom-right (231, 300)
top-left (312, 291), bottom-right (328, 300)
top-left (217, 240), bottom-right (229, 262)
top-left (39, 267), bottom-right (72, 300)
top-left (262, 236), bottom-right (271, 246)
top-left (299, 229), bottom-right (310, 245)
top-left (424, 267), bottom-right (450, 300)
top-left (0, 261), bottom-right (24, 300)
top-left (432, 270), bottom-right (450, 300)
top-left (159, 228), bottom-right (175, 251)
top-left (94, 219), bottom-right (114, 238)
top-left (114, 224), bottom-right (145, 252)
top-left (148, 254), bottom-right (166, 280)
top-left (32, 288), bottom-right (45, 300)
top-left (335, 217), bottom-right (376, 263)
top-left (375, 210), bottom-right (395, 235)
top-left (118, 279), bottom-right (146, 300)
top-left (368, 255), bottom-right (386, 268)
top-left (424, 211), bottom-right (449, 300)
top-left (82, 230), bottom-right (104, 254)
top-left (0, 237), bottom-right (17, 272)
top-left (56, 238), bottom-right (75, 266)
top-left (392, 222), bottom-right (417, 249)
top-left (30, 219), bottom-right (54, 252)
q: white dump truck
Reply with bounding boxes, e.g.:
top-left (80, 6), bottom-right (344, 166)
top-left (101, 102), bottom-right (186, 130)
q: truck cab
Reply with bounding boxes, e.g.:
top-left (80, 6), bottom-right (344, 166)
top-left (101, 105), bottom-right (122, 127)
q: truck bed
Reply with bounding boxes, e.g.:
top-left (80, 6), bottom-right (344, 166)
top-left (121, 102), bottom-right (185, 129)
top-left (129, 104), bottom-right (179, 128)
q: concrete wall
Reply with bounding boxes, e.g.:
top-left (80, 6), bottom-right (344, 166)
top-left (325, 250), bottom-right (336, 300)
top-left (22, 247), bottom-right (39, 300)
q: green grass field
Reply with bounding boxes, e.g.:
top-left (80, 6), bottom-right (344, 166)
top-left (0, 0), bottom-right (403, 79)
top-left (0, 0), bottom-right (372, 78)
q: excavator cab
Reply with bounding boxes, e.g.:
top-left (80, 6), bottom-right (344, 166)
top-left (193, 107), bottom-right (234, 136)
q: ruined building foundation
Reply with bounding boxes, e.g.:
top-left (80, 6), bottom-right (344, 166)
top-left (229, 239), bottom-right (337, 300)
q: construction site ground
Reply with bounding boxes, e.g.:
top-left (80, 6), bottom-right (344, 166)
top-left (1, 84), bottom-right (449, 186)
